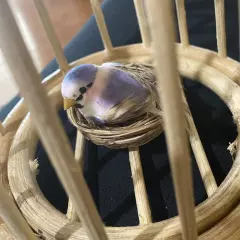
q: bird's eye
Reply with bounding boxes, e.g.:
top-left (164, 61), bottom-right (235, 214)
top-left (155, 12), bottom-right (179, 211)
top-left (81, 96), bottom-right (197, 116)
top-left (79, 87), bottom-right (87, 94)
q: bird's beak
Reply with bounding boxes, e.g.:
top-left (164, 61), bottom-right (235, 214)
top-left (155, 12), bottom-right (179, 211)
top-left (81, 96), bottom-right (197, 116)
top-left (63, 98), bottom-right (77, 110)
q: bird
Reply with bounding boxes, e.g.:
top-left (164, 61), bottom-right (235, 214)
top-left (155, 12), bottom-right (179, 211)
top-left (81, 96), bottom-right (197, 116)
top-left (61, 62), bottom-right (161, 125)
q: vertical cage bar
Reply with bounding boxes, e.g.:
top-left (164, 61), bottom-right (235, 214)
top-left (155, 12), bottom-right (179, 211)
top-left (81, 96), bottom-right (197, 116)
top-left (0, 122), bottom-right (4, 136)
top-left (129, 147), bottom-right (152, 225)
top-left (0, 183), bottom-right (37, 240)
top-left (90, 0), bottom-right (113, 51)
top-left (67, 131), bottom-right (85, 221)
top-left (145, 1), bottom-right (197, 239)
top-left (74, 131), bottom-right (86, 169)
top-left (238, 0), bottom-right (240, 62)
top-left (0, 1), bottom-right (108, 239)
top-left (181, 89), bottom-right (217, 196)
top-left (33, 0), bottom-right (69, 73)
top-left (175, 0), bottom-right (189, 47)
top-left (214, 0), bottom-right (227, 58)
top-left (187, 118), bottom-right (218, 196)
top-left (133, 0), bottom-right (151, 48)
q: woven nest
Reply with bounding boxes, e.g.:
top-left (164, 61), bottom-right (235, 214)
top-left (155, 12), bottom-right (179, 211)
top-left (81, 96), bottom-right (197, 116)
top-left (67, 107), bottom-right (163, 148)
top-left (66, 63), bottom-right (164, 149)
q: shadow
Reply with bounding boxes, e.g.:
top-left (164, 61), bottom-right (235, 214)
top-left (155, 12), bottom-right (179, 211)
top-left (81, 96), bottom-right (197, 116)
top-left (97, 147), bottom-right (139, 226)
top-left (190, 149), bottom-right (208, 205)
top-left (36, 141), bottom-right (69, 213)
top-left (140, 138), bottom-right (169, 222)
top-left (103, 192), bottom-right (137, 226)
top-left (83, 140), bottom-right (100, 210)
top-left (97, 148), bottom-right (125, 171)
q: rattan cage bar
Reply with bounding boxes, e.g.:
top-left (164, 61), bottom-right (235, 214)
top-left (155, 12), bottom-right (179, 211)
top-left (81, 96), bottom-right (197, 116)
top-left (175, 0), bottom-right (189, 47)
top-left (180, 85), bottom-right (218, 196)
top-left (90, 0), bottom-right (113, 52)
top-left (0, 121), bottom-right (4, 136)
top-left (145, 1), bottom-right (197, 239)
top-left (33, 0), bottom-right (69, 73)
top-left (185, 107), bottom-right (218, 196)
top-left (133, 0), bottom-right (151, 48)
top-left (33, 0), bottom-right (90, 223)
top-left (214, 0), bottom-right (227, 58)
top-left (74, 131), bottom-right (86, 169)
top-left (66, 131), bottom-right (86, 221)
top-left (0, 1), bottom-right (108, 239)
top-left (129, 147), bottom-right (152, 225)
top-left (175, 0), bottom-right (218, 196)
top-left (0, 71), bottom-right (62, 239)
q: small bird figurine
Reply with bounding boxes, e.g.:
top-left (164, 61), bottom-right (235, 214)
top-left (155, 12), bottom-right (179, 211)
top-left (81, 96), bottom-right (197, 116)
top-left (61, 62), bottom-right (160, 125)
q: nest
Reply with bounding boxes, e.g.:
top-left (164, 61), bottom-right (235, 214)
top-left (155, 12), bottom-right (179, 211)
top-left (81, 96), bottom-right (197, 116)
top-left (67, 107), bottom-right (163, 149)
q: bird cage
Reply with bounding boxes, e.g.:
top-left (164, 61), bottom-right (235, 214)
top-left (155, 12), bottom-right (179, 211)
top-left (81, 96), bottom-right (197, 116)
top-left (0, 0), bottom-right (240, 239)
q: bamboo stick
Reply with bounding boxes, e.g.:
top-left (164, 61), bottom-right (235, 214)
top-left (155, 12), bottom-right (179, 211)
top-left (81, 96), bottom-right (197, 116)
top-left (67, 131), bottom-right (85, 221)
top-left (129, 147), bottom-right (152, 225)
top-left (238, 0), bottom-right (240, 75)
top-left (33, 0), bottom-right (69, 73)
top-left (187, 116), bottom-right (218, 196)
top-left (0, 1), bottom-right (108, 239)
top-left (133, 0), bottom-right (151, 48)
top-left (214, 0), bottom-right (227, 58)
top-left (0, 183), bottom-right (37, 240)
top-left (181, 89), bottom-right (218, 196)
top-left (145, 1), bottom-right (197, 240)
top-left (90, 0), bottom-right (113, 52)
top-left (0, 121), bottom-right (4, 136)
top-left (74, 131), bottom-right (85, 169)
top-left (175, 0), bottom-right (189, 47)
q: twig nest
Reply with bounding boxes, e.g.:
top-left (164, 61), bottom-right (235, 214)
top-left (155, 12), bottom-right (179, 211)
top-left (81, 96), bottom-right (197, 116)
top-left (67, 107), bottom-right (163, 148)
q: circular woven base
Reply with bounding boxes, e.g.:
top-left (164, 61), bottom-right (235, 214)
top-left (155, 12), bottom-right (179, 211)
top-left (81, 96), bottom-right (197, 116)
top-left (2, 44), bottom-right (240, 239)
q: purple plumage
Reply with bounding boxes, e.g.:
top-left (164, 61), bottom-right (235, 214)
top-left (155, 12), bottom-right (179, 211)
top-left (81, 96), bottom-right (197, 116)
top-left (92, 66), bottom-right (148, 111)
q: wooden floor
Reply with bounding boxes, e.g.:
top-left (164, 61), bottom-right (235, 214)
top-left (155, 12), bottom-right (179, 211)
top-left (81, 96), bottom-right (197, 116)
top-left (0, 0), bottom-right (93, 108)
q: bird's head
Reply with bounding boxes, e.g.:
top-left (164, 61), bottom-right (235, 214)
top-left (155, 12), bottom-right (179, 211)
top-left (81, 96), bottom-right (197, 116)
top-left (61, 64), bottom-right (97, 110)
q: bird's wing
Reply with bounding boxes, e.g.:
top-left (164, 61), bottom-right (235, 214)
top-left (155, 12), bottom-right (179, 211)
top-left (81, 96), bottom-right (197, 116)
top-left (101, 94), bottom-right (137, 122)
top-left (100, 91), bottom-right (151, 123)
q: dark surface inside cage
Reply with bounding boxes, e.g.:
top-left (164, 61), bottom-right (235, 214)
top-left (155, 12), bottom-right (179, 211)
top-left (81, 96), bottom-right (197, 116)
top-left (35, 77), bottom-right (236, 227)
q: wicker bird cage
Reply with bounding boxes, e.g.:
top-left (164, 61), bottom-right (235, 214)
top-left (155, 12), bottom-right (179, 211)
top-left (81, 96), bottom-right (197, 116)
top-left (0, 0), bottom-right (240, 239)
